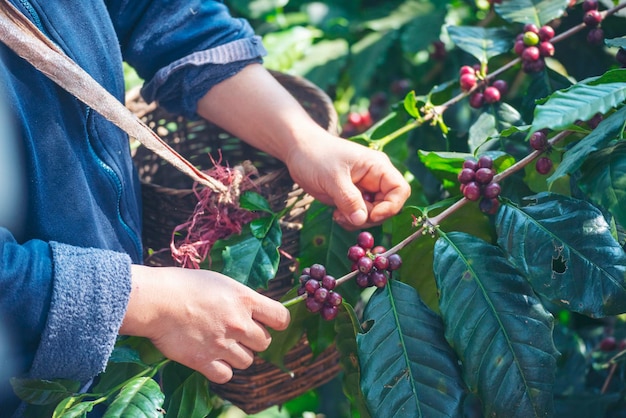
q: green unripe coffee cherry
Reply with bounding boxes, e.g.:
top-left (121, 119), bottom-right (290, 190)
top-left (523, 31), bottom-right (540, 46)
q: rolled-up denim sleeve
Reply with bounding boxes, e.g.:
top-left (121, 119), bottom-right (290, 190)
top-left (106, 0), bottom-right (266, 117)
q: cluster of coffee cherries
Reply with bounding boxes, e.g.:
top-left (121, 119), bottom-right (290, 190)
top-left (348, 231), bottom-right (402, 289)
top-left (458, 155), bottom-right (501, 215)
top-left (582, 0), bottom-right (604, 45)
top-left (529, 130), bottom-right (554, 175)
top-left (459, 65), bottom-right (508, 108)
top-left (514, 23), bottom-right (555, 73)
top-left (297, 264), bottom-right (343, 321)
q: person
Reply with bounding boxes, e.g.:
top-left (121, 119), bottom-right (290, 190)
top-left (0, 1), bottom-right (411, 415)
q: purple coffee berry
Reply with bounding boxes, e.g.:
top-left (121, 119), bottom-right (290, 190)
top-left (539, 41), bottom-right (555, 57)
top-left (305, 279), bottom-right (321, 295)
top-left (357, 256), bottom-right (374, 274)
top-left (617, 48), bottom-right (626, 66)
top-left (538, 25), bottom-right (555, 42)
top-left (469, 92), bottom-right (484, 109)
top-left (583, 0), bottom-right (599, 12)
top-left (356, 272), bottom-right (371, 288)
top-left (463, 181), bottom-right (481, 201)
top-left (536, 157), bottom-right (553, 175)
top-left (458, 167), bottom-right (476, 184)
top-left (370, 270), bottom-right (388, 288)
top-left (387, 253), bottom-right (402, 271)
top-left (301, 267), bottom-right (311, 276)
top-left (588, 113), bottom-right (603, 129)
top-left (357, 231), bottom-right (375, 250)
top-left (583, 10), bottom-right (602, 27)
top-left (322, 274), bottom-right (336, 290)
top-left (299, 274), bottom-right (311, 285)
top-left (475, 167), bottom-right (495, 184)
top-left (309, 263), bottom-right (326, 280)
top-left (460, 73), bottom-right (477, 91)
top-left (347, 245), bottom-right (366, 262)
top-left (514, 40), bottom-right (526, 56)
top-left (314, 287), bottom-right (329, 303)
top-left (477, 155), bottom-right (494, 169)
top-left (305, 297), bottom-right (324, 313)
top-left (522, 46), bottom-right (541, 61)
top-left (374, 255), bottom-right (389, 271)
top-left (599, 336), bottom-right (617, 352)
top-left (492, 79), bottom-right (508, 95)
top-left (479, 197), bottom-right (500, 215)
top-left (522, 58), bottom-right (546, 73)
top-left (327, 291), bottom-right (343, 307)
top-left (587, 27), bottom-right (604, 45)
top-left (321, 304), bottom-right (339, 321)
top-left (463, 159), bottom-right (478, 171)
top-left (483, 182), bottom-right (501, 199)
top-left (297, 286), bottom-right (306, 296)
top-left (530, 131), bottom-right (548, 151)
top-left (483, 86), bottom-right (501, 104)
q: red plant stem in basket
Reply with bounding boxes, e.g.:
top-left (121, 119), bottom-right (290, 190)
top-left (170, 156), bottom-right (259, 269)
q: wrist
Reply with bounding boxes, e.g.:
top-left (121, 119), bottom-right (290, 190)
top-left (119, 264), bottom-right (163, 339)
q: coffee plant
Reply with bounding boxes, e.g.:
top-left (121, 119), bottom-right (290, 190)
top-left (12, 0), bottom-right (626, 417)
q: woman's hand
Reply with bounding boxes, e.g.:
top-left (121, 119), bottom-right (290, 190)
top-left (284, 129), bottom-right (410, 229)
top-left (121, 265), bottom-right (290, 383)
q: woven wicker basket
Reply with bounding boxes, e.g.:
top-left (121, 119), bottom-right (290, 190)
top-left (127, 71), bottom-right (341, 414)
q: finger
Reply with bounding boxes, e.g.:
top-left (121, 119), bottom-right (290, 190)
top-left (330, 177), bottom-right (369, 227)
top-left (250, 295), bottom-right (291, 331)
top-left (221, 342), bottom-right (255, 370)
top-left (235, 319), bottom-right (272, 353)
top-left (201, 360), bottom-right (233, 384)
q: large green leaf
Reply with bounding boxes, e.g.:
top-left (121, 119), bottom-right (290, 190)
top-left (547, 105), bottom-right (626, 185)
top-left (530, 79), bottom-right (626, 134)
top-left (521, 68), bottom-right (573, 117)
top-left (221, 217), bottom-right (282, 289)
top-left (401, 4), bottom-right (448, 54)
top-left (446, 26), bottom-right (514, 64)
top-left (496, 193), bottom-right (626, 317)
top-left (434, 232), bottom-right (558, 418)
top-left (357, 281), bottom-right (466, 418)
top-left (579, 142), bottom-right (626, 230)
top-left (103, 377), bottom-right (165, 418)
top-left (349, 30), bottom-right (397, 96)
top-left (10, 378), bottom-right (80, 406)
top-left (494, 0), bottom-right (570, 26)
top-left (165, 371), bottom-right (212, 418)
top-left (294, 39), bottom-right (349, 91)
top-left (53, 398), bottom-right (95, 418)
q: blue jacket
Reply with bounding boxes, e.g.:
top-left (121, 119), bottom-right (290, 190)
top-left (0, 0), bottom-right (264, 414)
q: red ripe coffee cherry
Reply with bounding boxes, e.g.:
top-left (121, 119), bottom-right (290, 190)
top-left (469, 92), bottom-right (484, 109)
top-left (460, 73), bottom-right (477, 91)
top-left (523, 23), bottom-right (539, 34)
top-left (321, 304), bottom-right (339, 321)
top-left (483, 182), bottom-right (501, 199)
top-left (522, 46), bottom-right (541, 61)
top-left (514, 40), bottom-right (526, 55)
top-left (374, 255), bottom-right (389, 271)
top-left (357, 256), bottom-right (374, 274)
top-left (599, 336), bottom-right (617, 352)
top-left (538, 25), bottom-right (555, 42)
top-left (530, 131), bottom-right (548, 151)
top-left (322, 274), bottom-right (337, 290)
top-left (370, 271), bottom-right (388, 288)
top-left (463, 159), bottom-right (478, 171)
top-left (535, 157), bottom-right (553, 175)
top-left (305, 297), bottom-right (324, 313)
top-left (314, 287), bottom-right (329, 303)
top-left (539, 41), bottom-right (555, 57)
top-left (583, 10), bottom-right (602, 27)
top-left (309, 263), bottom-right (326, 280)
top-left (459, 65), bottom-right (475, 76)
top-left (463, 182), bottom-right (482, 201)
top-left (305, 279), bottom-right (321, 295)
top-left (356, 272), bottom-right (370, 288)
top-left (357, 231), bottom-right (375, 250)
top-left (327, 291), bottom-right (343, 307)
top-left (371, 245), bottom-right (386, 255)
top-left (483, 86), bottom-right (501, 104)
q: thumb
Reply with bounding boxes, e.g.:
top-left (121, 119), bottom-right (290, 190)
top-left (331, 180), bottom-right (368, 226)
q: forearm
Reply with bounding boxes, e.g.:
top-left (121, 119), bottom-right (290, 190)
top-left (196, 63), bottom-right (326, 164)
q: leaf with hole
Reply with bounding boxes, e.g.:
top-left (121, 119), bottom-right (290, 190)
top-left (496, 193), bottom-right (626, 317)
top-left (434, 231), bottom-right (558, 418)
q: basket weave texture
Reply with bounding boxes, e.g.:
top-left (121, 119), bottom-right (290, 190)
top-left (127, 71), bottom-right (341, 414)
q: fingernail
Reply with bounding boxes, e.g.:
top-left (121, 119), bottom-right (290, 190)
top-left (349, 209), bottom-right (367, 225)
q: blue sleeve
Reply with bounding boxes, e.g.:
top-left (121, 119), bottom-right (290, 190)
top-left (0, 228), bottom-right (131, 384)
top-left (106, 0), bottom-right (266, 118)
